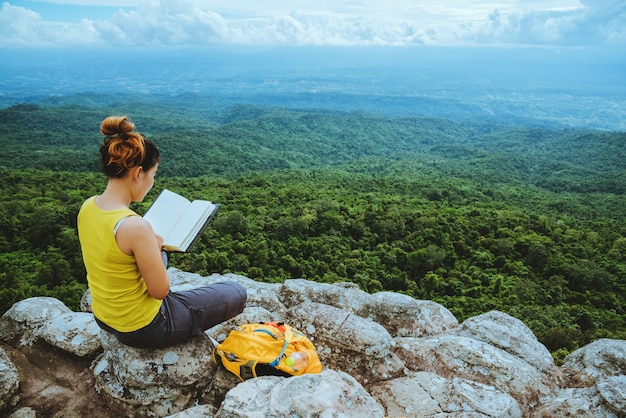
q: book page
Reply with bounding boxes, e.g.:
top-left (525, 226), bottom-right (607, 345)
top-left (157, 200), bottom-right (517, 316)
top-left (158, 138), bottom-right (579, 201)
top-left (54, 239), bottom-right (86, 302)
top-left (143, 189), bottom-right (191, 242)
top-left (166, 200), bottom-right (218, 251)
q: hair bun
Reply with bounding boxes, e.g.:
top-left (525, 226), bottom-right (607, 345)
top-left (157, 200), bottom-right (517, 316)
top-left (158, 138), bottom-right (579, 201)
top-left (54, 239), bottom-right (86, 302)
top-left (100, 116), bottom-right (135, 137)
top-left (98, 116), bottom-right (160, 178)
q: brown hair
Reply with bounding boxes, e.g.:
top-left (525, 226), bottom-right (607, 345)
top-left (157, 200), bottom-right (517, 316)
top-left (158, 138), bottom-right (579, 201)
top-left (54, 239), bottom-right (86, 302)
top-left (99, 116), bottom-right (160, 178)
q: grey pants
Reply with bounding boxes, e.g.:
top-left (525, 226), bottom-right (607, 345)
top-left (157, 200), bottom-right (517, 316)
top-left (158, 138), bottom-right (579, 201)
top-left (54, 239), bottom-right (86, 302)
top-left (96, 280), bottom-right (247, 348)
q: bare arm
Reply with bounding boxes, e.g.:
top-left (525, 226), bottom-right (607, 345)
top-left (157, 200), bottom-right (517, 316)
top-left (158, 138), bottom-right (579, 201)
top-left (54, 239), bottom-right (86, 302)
top-left (116, 216), bottom-right (170, 299)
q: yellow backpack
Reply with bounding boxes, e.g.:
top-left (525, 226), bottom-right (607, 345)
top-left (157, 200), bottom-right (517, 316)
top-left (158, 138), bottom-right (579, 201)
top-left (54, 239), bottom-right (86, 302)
top-left (212, 322), bottom-right (323, 381)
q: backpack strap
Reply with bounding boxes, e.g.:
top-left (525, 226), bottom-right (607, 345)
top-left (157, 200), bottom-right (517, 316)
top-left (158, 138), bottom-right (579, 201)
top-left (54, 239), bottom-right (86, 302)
top-left (270, 340), bottom-right (289, 367)
top-left (253, 328), bottom-right (278, 338)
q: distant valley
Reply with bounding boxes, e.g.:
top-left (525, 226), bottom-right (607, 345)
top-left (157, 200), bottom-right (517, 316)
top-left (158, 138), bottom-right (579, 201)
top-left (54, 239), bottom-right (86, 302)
top-left (1, 46), bottom-right (624, 131)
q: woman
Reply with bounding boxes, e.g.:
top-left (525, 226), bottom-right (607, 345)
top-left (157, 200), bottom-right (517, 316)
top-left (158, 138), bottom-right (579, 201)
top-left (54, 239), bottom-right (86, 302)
top-left (77, 115), bottom-right (247, 348)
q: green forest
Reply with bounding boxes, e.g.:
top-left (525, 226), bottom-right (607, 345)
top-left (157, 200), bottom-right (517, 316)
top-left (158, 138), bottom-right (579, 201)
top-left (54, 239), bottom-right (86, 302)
top-left (1, 99), bottom-right (625, 364)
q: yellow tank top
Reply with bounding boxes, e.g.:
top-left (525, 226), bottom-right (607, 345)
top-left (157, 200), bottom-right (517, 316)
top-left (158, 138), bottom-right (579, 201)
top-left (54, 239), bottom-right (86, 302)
top-left (77, 196), bottom-right (161, 332)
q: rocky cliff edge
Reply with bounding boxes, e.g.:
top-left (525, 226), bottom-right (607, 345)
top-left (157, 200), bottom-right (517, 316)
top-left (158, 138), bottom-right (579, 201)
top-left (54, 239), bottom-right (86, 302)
top-left (1, 269), bottom-right (625, 417)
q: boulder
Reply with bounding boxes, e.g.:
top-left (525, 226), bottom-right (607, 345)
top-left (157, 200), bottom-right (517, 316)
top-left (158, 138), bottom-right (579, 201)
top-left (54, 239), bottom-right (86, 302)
top-left (40, 312), bottom-right (102, 357)
top-left (356, 291), bottom-right (459, 338)
top-left (451, 310), bottom-right (556, 373)
top-left (279, 278), bottom-right (370, 312)
top-left (285, 300), bottom-right (406, 385)
top-left (368, 371), bottom-right (522, 417)
top-left (393, 334), bottom-right (557, 415)
top-left (562, 338), bottom-right (626, 383)
top-left (215, 370), bottom-right (384, 418)
top-left (165, 404), bottom-right (217, 417)
top-left (530, 376), bottom-right (626, 418)
top-left (598, 375), bottom-right (626, 414)
top-left (0, 297), bottom-right (72, 345)
top-left (92, 331), bottom-right (215, 417)
top-left (6, 407), bottom-right (37, 418)
top-left (0, 346), bottom-right (20, 411)
top-left (2, 272), bottom-right (626, 418)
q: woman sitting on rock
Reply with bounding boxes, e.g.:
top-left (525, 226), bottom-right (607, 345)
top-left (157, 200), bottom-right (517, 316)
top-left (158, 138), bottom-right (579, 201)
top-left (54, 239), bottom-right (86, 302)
top-left (77, 115), bottom-right (247, 348)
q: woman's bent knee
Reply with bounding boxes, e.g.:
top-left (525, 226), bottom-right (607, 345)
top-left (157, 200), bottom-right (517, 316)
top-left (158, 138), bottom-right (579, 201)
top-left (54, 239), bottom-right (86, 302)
top-left (222, 280), bottom-right (247, 312)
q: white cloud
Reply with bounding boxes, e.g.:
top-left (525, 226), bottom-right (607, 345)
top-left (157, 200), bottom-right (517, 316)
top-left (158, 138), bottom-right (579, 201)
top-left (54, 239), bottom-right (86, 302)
top-left (0, 2), bottom-right (101, 46)
top-left (0, 3), bottom-right (41, 46)
top-left (93, 3), bottom-right (230, 45)
top-left (1, 0), bottom-right (624, 48)
top-left (465, 1), bottom-right (626, 47)
top-left (575, 0), bottom-right (626, 46)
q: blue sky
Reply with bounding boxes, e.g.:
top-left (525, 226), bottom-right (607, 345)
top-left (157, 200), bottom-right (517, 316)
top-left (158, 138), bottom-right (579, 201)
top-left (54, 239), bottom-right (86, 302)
top-left (1, 0), bottom-right (625, 48)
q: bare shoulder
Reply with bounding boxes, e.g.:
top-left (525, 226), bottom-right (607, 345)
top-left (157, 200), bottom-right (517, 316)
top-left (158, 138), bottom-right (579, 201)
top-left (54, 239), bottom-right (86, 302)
top-left (115, 215), bottom-right (157, 256)
top-left (118, 215), bottom-right (154, 237)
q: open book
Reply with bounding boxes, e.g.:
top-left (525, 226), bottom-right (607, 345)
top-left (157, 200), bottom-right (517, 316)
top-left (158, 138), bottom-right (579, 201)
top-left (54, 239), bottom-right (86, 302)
top-left (143, 189), bottom-right (220, 253)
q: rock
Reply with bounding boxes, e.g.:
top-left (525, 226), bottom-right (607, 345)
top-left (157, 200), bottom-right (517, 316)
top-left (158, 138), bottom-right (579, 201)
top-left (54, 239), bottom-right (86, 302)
top-left (6, 407), bottom-right (36, 418)
top-left (0, 346), bottom-right (20, 411)
top-left (530, 382), bottom-right (624, 418)
top-left (2, 272), bottom-right (626, 417)
top-left (287, 301), bottom-right (393, 357)
top-left (279, 281), bottom-right (459, 338)
top-left (80, 289), bottom-right (93, 313)
top-left (92, 331), bottom-right (216, 417)
top-left (285, 300), bottom-right (405, 385)
top-left (0, 297), bottom-right (72, 345)
top-left (393, 334), bottom-right (557, 415)
top-left (356, 291), bottom-right (459, 338)
top-left (165, 404), bottom-right (217, 417)
top-left (40, 312), bottom-right (102, 357)
top-left (279, 278), bottom-right (370, 313)
top-left (215, 370), bottom-right (385, 418)
top-left (197, 366), bottom-right (242, 413)
top-left (598, 375), bottom-right (626, 414)
top-left (562, 338), bottom-right (626, 383)
top-left (368, 371), bottom-right (522, 417)
top-left (0, 341), bottom-right (109, 417)
top-left (451, 310), bottom-right (555, 373)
